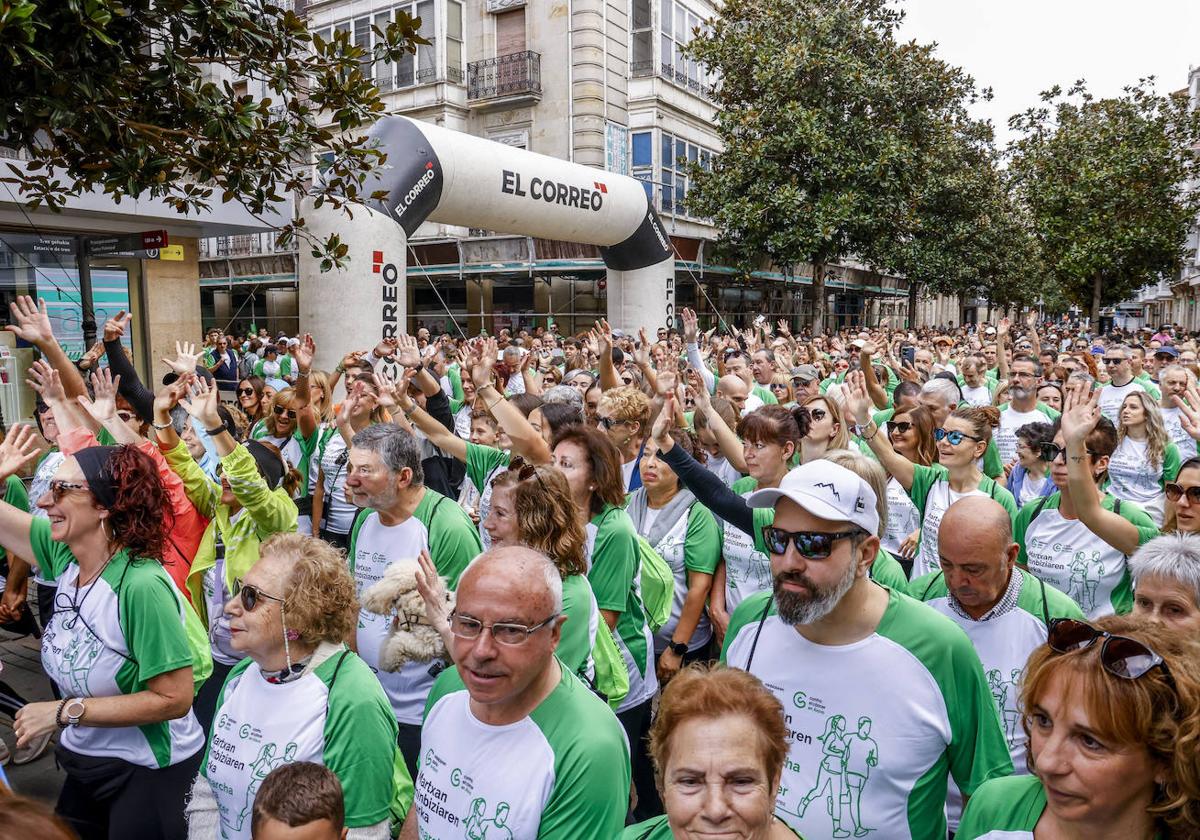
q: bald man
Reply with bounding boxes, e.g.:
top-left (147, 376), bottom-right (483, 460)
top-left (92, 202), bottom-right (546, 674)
top-left (403, 546), bottom-right (629, 840)
top-left (909, 496), bottom-right (1082, 831)
top-left (715, 374), bottom-right (753, 416)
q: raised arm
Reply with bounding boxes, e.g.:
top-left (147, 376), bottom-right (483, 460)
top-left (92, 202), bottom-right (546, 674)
top-left (595, 319), bottom-right (621, 391)
top-left (846, 371), bottom-right (916, 490)
top-left (471, 338), bottom-right (552, 464)
top-left (389, 371), bottom-right (468, 464)
top-left (859, 340), bottom-right (890, 410)
top-left (290, 333), bottom-right (318, 440)
top-left (995, 318), bottom-right (1011, 383)
top-left (688, 369), bottom-right (748, 473)
top-left (76, 368), bottom-right (144, 446)
top-left (6, 295), bottom-right (89, 401)
top-left (100, 310), bottom-right (156, 421)
top-left (1061, 385), bottom-right (1146, 556)
top-left (26, 360), bottom-right (95, 439)
top-left (0, 426), bottom-right (44, 565)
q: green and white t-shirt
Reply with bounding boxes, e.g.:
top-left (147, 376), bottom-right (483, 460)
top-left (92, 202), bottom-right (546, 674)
top-left (1016, 492), bottom-right (1158, 618)
top-left (721, 586), bottom-right (1013, 840)
top-left (909, 568), bottom-right (1084, 827)
top-left (559, 573), bottom-right (600, 683)
top-left (203, 647), bottom-right (408, 839)
top-left (416, 662), bottom-right (630, 839)
top-left (464, 443), bottom-right (510, 550)
top-left (721, 477), bottom-right (777, 612)
top-left (0, 475), bottom-right (30, 590)
top-left (1105, 437), bottom-right (1180, 528)
top-left (315, 428), bottom-right (357, 534)
top-left (30, 517), bottom-right (206, 769)
top-left (955, 775), bottom-right (1047, 839)
top-left (645, 502), bottom-right (721, 654)
top-left (908, 464), bottom-right (1018, 580)
top-left (586, 505), bottom-right (657, 712)
top-left (621, 815), bottom-right (802, 839)
top-left (348, 491), bottom-right (482, 724)
top-left (1160, 406), bottom-right (1198, 459)
top-left (1098, 380), bottom-right (1149, 426)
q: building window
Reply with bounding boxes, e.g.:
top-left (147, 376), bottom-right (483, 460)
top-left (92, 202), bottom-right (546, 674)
top-left (659, 130), bottom-right (715, 218)
top-left (632, 131), bottom-right (653, 200)
top-left (630, 0), bottom-right (651, 74)
top-left (447, 0), bottom-right (464, 81)
top-left (316, 1), bottom-right (452, 90)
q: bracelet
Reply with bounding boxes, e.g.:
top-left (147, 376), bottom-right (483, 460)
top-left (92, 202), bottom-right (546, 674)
top-left (55, 697), bottom-right (69, 729)
top-left (335, 363), bottom-right (345, 374)
top-left (151, 420), bottom-right (173, 431)
top-left (486, 396), bottom-right (505, 412)
top-left (204, 423), bottom-right (226, 436)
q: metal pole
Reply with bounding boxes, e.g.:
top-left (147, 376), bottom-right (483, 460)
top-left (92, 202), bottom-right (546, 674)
top-left (77, 236), bottom-right (96, 349)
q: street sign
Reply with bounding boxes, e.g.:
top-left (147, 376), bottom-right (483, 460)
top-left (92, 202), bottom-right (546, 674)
top-left (86, 229), bottom-right (169, 255)
top-left (148, 245), bottom-right (184, 261)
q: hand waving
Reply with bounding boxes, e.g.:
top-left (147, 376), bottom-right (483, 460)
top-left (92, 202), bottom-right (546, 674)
top-left (162, 340), bottom-right (200, 375)
top-left (6, 296), bottom-right (55, 345)
top-left (0, 425), bottom-right (41, 481)
top-left (25, 359), bottom-right (65, 404)
top-left (77, 368), bottom-right (122, 424)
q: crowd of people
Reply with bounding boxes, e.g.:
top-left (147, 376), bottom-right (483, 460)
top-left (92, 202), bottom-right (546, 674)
top-left (2, 297), bottom-right (1200, 839)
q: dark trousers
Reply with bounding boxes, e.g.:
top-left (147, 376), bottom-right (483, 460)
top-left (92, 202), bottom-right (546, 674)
top-left (397, 721), bottom-right (423, 781)
top-left (56, 746), bottom-right (203, 840)
top-left (0, 679), bottom-right (28, 718)
top-left (192, 659), bottom-right (235, 735)
top-left (617, 697), bottom-right (662, 822)
top-left (318, 528), bottom-right (351, 551)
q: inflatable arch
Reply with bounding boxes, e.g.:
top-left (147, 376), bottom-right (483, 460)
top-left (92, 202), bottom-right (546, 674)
top-left (299, 115), bottom-right (676, 370)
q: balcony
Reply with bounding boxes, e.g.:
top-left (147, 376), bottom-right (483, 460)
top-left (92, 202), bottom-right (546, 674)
top-left (467, 51), bottom-right (541, 110)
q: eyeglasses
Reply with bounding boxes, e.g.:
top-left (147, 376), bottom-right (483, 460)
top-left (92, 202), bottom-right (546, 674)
top-left (1048, 618), bottom-right (1175, 685)
top-left (47, 480), bottom-right (86, 502)
top-left (273, 405), bottom-right (297, 419)
top-left (237, 387), bottom-right (255, 396)
top-left (888, 421), bottom-right (913, 436)
top-left (809, 408), bottom-right (827, 421)
top-left (449, 612), bottom-right (559, 645)
top-left (116, 410), bottom-right (134, 422)
top-left (1102, 357), bottom-right (1125, 366)
top-left (761, 527), bottom-right (866, 559)
top-left (770, 382), bottom-right (789, 391)
top-left (934, 428), bottom-right (982, 446)
top-left (1039, 442), bottom-right (1101, 462)
top-left (233, 579), bottom-right (286, 612)
top-left (597, 416), bottom-right (624, 430)
top-left (1165, 483), bottom-right (1200, 505)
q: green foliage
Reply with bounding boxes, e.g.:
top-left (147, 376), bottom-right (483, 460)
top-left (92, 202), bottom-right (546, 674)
top-left (1009, 80), bottom-right (1200, 323)
top-left (684, 0), bottom-right (980, 333)
top-left (0, 0), bottom-right (425, 268)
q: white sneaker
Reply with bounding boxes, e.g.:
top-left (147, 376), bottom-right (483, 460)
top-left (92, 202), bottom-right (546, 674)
top-left (13, 730), bottom-right (52, 765)
top-left (0, 737), bottom-right (10, 766)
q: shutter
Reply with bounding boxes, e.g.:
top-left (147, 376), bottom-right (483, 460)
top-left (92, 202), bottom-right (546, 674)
top-left (495, 9), bottom-right (525, 56)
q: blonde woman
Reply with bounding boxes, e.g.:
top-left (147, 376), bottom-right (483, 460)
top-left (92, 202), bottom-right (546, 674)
top-left (768, 372), bottom-right (795, 408)
top-left (798, 394), bottom-right (847, 463)
top-left (1108, 390), bottom-right (1180, 527)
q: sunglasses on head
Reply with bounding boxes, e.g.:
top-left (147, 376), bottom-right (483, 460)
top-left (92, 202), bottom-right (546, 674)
top-left (934, 428), bottom-right (981, 446)
top-left (1165, 483), bottom-right (1200, 505)
top-left (273, 405), bottom-right (297, 419)
top-left (47, 479), bottom-right (86, 502)
top-left (492, 455), bottom-right (548, 492)
top-left (233, 578), bottom-right (286, 612)
top-left (1048, 618), bottom-right (1175, 685)
top-left (888, 421), bottom-right (913, 436)
top-left (761, 526), bottom-right (866, 559)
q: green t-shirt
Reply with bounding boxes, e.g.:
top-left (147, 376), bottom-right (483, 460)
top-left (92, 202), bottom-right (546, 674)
top-left (30, 517), bottom-right (208, 769)
top-left (1015, 492), bottom-right (1158, 618)
top-left (649, 501), bottom-right (721, 651)
top-left (752, 383), bottom-right (779, 405)
top-left (558, 573), bottom-right (599, 680)
top-left (722, 587), bottom-right (1012, 839)
top-left (465, 442), bottom-right (511, 549)
top-left (588, 504), bottom-right (656, 711)
top-left (0, 474), bottom-right (29, 565)
top-left (418, 661), bottom-right (630, 839)
top-left (202, 648), bottom-right (411, 837)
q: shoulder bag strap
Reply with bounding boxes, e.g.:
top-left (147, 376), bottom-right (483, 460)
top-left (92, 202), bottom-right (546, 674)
top-left (743, 595), bottom-right (776, 673)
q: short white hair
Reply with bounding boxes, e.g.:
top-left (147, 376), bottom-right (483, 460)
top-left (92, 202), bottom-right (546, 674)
top-left (461, 545), bottom-right (563, 613)
top-left (920, 377), bottom-right (960, 407)
top-left (1129, 533), bottom-right (1200, 607)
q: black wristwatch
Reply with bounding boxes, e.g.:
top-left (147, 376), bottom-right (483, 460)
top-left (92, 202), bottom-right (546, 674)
top-left (668, 641), bottom-right (688, 657)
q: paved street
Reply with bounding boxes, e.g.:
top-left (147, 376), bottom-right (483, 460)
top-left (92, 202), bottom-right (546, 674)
top-left (1, 628), bottom-right (65, 802)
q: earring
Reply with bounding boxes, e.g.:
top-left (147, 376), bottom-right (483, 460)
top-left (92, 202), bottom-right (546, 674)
top-left (285, 629), bottom-right (300, 641)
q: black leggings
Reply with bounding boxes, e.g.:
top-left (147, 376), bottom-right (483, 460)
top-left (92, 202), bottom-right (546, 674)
top-left (397, 721), bottom-right (422, 781)
top-left (617, 697), bottom-right (662, 822)
top-left (56, 746), bottom-right (203, 840)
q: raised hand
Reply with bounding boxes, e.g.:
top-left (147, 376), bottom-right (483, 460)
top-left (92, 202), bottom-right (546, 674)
top-left (162, 340), bottom-right (200, 375)
top-left (181, 377), bottom-right (221, 428)
top-left (395, 334), bottom-right (423, 369)
top-left (1059, 379), bottom-right (1101, 447)
top-left (414, 550), bottom-right (452, 642)
top-left (336, 390), bottom-right (362, 428)
top-left (0, 425), bottom-right (41, 481)
top-left (77, 368), bottom-right (122, 424)
top-left (651, 392), bottom-right (677, 452)
top-left (1174, 385), bottom-right (1200, 440)
top-left (844, 371), bottom-right (872, 424)
top-left (372, 368), bottom-right (404, 412)
top-left (681, 308), bottom-right (699, 344)
top-left (292, 333), bottom-right (316, 373)
top-left (686, 368), bottom-right (711, 411)
top-left (372, 338), bottom-right (399, 360)
top-left (595, 319), bottom-right (613, 356)
top-left (153, 374), bottom-right (194, 414)
top-left (340, 350), bottom-right (365, 371)
top-left (102, 310), bottom-right (132, 343)
top-left (6, 296), bottom-right (55, 345)
top-left (471, 337), bottom-right (499, 389)
top-left (25, 359), bottom-right (66, 404)
top-left (634, 328), bottom-right (652, 369)
top-left (997, 317), bottom-right (1011, 342)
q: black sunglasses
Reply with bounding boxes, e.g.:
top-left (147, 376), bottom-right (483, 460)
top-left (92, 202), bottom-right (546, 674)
top-left (809, 408), bottom-right (827, 421)
top-left (237, 387), bottom-right (256, 396)
top-left (1039, 442), bottom-right (1101, 463)
top-left (762, 527), bottom-right (866, 559)
top-left (888, 421), bottom-right (913, 436)
top-left (492, 455), bottom-right (550, 494)
top-left (1165, 483), bottom-right (1200, 505)
top-left (47, 479), bottom-right (87, 502)
top-left (1048, 618), bottom-right (1175, 685)
top-left (273, 405), bottom-right (297, 419)
top-left (233, 578), bottom-right (286, 612)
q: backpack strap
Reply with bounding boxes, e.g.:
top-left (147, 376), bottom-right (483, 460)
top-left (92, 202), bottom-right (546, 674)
top-left (742, 595), bottom-right (776, 673)
top-left (346, 507), bottom-right (374, 571)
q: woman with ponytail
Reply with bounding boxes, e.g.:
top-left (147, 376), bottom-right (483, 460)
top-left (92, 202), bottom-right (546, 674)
top-left (0, 424), bottom-right (209, 840)
top-left (847, 371), bottom-right (1018, 580)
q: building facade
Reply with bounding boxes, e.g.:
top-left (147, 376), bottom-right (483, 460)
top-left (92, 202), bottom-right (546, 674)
top-left (201, 0), bottom-right (917, 337)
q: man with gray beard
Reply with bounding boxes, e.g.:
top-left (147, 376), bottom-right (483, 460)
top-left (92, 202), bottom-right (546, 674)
top-left (995, 354), bottom-right (1059, 469)
top-left (720, 460), bottom-right (1011, 840)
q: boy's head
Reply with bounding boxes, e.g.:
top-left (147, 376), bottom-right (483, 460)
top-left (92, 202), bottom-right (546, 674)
top-left (251, 762), bottom-right (347, 840)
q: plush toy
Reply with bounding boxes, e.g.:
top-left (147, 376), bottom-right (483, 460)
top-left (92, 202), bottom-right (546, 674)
top-left (360, 559), bottom-right (454, 672)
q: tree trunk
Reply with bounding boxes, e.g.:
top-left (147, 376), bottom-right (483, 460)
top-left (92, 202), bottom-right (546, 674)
top-left (812, 261), bottom-right (826, 336)
top-left (1090, 274), bottom-right (1102, 329)
top-left (907, 281), bottom-right (919, 329)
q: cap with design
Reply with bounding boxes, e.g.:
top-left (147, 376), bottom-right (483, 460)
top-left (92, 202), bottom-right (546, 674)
top-left (746, 460), bottom-right (879, 537)
top-left (790, 364), bottom-right (818, 383)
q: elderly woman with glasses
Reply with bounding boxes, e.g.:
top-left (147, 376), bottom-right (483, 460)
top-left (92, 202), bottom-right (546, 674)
top-left (185, 533), bottom-right (410, 840)
top-left (957, 615), bottom-right (1200, 840)
top-left (155, 377), bottom-right (301, 733)
top-left (0, 425), bottom-right (209, 840)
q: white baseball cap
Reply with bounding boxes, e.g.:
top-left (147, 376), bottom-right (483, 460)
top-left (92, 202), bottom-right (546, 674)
top-left (746, 461), bottom-right (879, 537)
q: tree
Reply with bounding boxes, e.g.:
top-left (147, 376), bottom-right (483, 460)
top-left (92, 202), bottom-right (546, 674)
top-left (1009, 80), bottom-right (1200, 325)
top-left (684, 0), bottom-right (979, 334)
top-left (0, 0), bottom-right (423, 266)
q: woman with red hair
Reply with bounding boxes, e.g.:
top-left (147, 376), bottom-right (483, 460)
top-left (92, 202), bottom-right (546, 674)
top-left (0, 424), bottom-right (209, 840)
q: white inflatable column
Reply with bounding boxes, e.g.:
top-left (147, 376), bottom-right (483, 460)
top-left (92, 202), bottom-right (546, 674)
top-left (297, 198), bottom-right (408, 373)
top-left (608, 256), bottom-right (677, 335)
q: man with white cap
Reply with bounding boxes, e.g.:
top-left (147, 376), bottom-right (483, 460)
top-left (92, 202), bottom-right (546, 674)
top-left (721, 460), bottom-right (1012, 840)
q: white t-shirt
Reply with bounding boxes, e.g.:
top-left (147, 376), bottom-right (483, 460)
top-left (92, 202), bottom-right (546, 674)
top-left (882, 477), bottom-right (921, 560)
top-left (960, 383), bottom-right (992, 407)
top-left (1016, 472), bottom-right (1050, 507)
top-left (1097, 380), bottom-right (1148, 425)
top-left (913, 481), bottom-right (990, 580)
top-left (996, 406), bottom-right (1046, 464)
top-left (1106, 437), bottom-right (1168, 526)
top-left (720, 493), bottom-right (774, 612)
top-left (704, 453), bottom-right (743, 487)
top-left (1161, 406), bottom-right (1198, 459)
top-left (316, 433), bottom-right (356, 534)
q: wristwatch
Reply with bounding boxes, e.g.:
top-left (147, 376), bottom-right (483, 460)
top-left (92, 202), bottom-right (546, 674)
top-left (668, 641), bottom-right (688, 657)
top-left (64, 697), bottom-right (86, 726)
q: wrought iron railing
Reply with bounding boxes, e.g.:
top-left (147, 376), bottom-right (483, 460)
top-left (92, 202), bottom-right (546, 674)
top-left (467, 51), bottom-right (541, 101)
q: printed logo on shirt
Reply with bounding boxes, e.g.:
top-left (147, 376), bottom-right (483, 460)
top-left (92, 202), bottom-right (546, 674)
top-left (787, 713), bottom-right (880, 838)
top-left (463, 798), bottom-right (514, 840)
top-left (988, 668), bottom-right (1024, 744)
top-left (1067, 552), bottom-right (1103, 616)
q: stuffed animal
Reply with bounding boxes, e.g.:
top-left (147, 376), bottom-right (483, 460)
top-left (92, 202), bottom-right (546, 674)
top-left (360, 559), bottom-right (454, 672)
